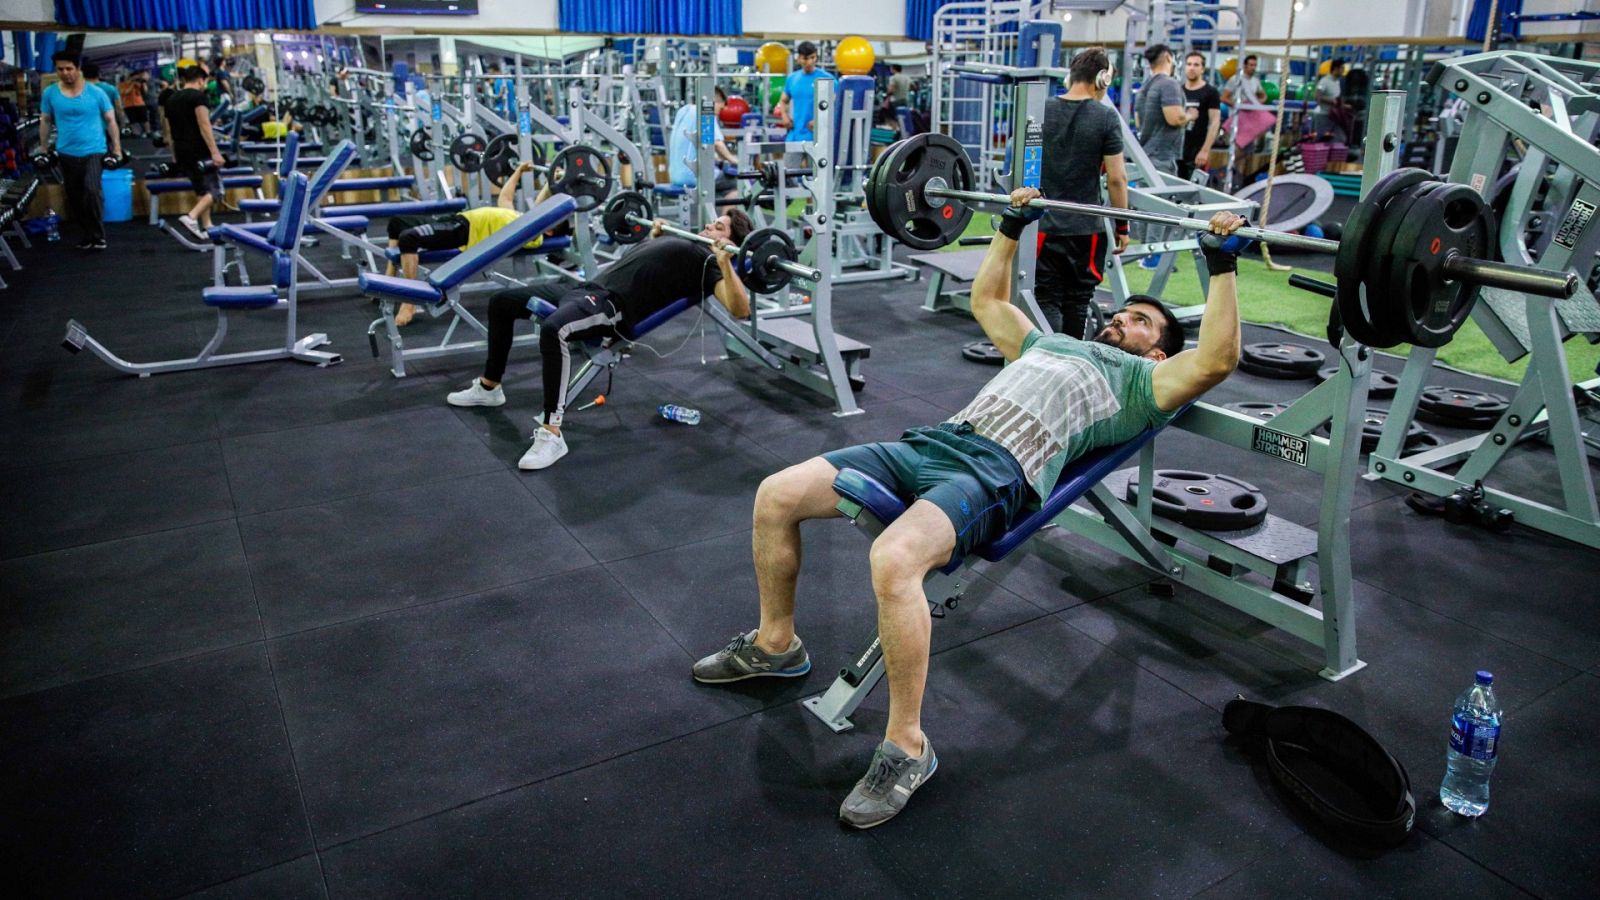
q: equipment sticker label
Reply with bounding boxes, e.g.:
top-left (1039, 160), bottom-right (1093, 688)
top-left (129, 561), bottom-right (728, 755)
top-left (1021, 122), bottom-right (1044, 189)
top-left (518, 109), bottom-right (532, 135)
top-left (1553, 198), bottom-right (1596, 250)
top-left (1252, 426), bottom-right (1308, 467)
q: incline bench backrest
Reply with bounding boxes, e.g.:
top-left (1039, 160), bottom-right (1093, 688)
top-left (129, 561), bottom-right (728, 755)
top-left (267, 172), bottom-right (311, 251)
top-left (275, 131), bottom-right (302, 179)
top-left (304, 140), bottom-right (358, 208)
top-left (427, 194), bottom-right (579, 290)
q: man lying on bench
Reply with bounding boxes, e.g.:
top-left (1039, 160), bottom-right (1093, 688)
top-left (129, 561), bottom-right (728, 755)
top-left (690, 190), bottom-right (1247, 829)
top-left (384, 159), bottom-right (548, 327)
top-left (446, 208), bottom-right (756, 470)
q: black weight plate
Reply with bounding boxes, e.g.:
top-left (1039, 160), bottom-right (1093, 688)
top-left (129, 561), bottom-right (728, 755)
top-left (549, 144), bottom-right (612, 211)
top-left (1335, 168), bottom-right (1432, 348)
top-left (961, 340), bottom-right (1005, 366)
top-left (602, 191), bottom-right (654, 245)
top-left (1225, 401), bottom-right (1292, 421)
top-left (1386, 182), bottom-right (1493, 348)
top-left (866, 139), bottom-right (909, 237)
top-left (1237, 341), bottom-right (1325, 379)
top-left (481, 133), bottom-right (520, 186)
top-left (1416, 385), bottom-right (1509, 428)
top-left (1125, 469), bottom-right (1269, 531)
top-left (448, 132), bottom-right (488, 172)
top-left (1318, 408), bottom-right (1435, 454)
top-left (1316, 365), bottom-right (1399, 399)
top-left (242, 74), bottom-right (265, 96)
top-left (737, 227), bottom-right (798, 294)
top-left (1366, 178), bottom-right (1446, 345)
top-left (408, 128), bottom-right (433, 162)
top-left (868, 133), bottom-right (974, 250)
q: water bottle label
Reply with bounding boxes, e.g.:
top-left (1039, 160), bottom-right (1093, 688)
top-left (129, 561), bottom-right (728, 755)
top-left (1450, 714), bottom-right (1499, 760)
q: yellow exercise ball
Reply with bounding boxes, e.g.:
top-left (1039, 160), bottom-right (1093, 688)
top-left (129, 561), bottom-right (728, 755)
top-left (1318, 59), bottom-right (1332, 75)
top-left (836, 36), bottom-right (875, 76)
top-left (1220, 57), bottom-right (1239, 81)
top-left (755, 42), bottom-right (790, 74)
top-left (177, 57), bottom-right (199, 70)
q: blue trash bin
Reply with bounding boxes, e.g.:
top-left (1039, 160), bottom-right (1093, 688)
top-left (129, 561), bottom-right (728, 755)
top-left (102, 168), bottom-right (134, 223)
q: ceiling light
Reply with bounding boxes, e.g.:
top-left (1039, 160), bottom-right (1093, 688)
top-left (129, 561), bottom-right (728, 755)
top-left (795, 2), bottom-right (809, 12)
top-left (1061, 12), bottom-right (1072, 22)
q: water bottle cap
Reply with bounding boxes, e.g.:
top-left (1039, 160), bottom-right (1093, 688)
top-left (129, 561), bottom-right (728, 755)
top-left (1476, 670), bottom-right (1493, 685)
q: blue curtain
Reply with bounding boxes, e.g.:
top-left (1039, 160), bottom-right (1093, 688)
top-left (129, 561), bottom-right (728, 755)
top-left (559, 0), bottom-right (740, 36)
top-left (56, 0), bottom-right (318, 32)
top-left (906, 0), bottom-right (966, 41)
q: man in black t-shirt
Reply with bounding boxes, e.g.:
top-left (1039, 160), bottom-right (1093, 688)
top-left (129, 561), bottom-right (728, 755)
top-left (161, 66), bottom-right (225, 242)
top-left (1037, 47), bottom-right (1132, 339)
top-left (1179, 51), bottom-right (1221, 181)
top-left (447, 209), bottom-right (756, 470)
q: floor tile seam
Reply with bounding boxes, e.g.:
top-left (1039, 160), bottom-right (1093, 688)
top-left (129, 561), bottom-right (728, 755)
top-left (1349, 574), bottom-right (1592, 681)
top-left (231, 463), bottom-right (512, 522)
top-left (1426, 832), bottom-right (1544, 899)
top-left (210, 391), bottom-right (463, 444)
top-left (588, 522), bottom-right (757, 565)
top-left (0, 510), bottom-right (242, 564)
top-left (308, 706), bottom-right (767, 855)
top-left (596, 561), bottom-right (700, 661)
top-left (260, 557), bottom-right (606, 643)
top-left (0, 433), bottom-right (226, 482)
top-left (504, 464), bottom-right (613, 564)
top-left (157, 851), bottom-right (324, 900)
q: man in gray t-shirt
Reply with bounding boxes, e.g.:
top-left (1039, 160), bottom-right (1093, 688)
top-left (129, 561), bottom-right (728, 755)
top-left (1222, 54), bottom-right (1267, 107)
top-left (1135, 44), bottom-right (1187, 175)
top-left (1313, 58), bottom-right (1348, 142)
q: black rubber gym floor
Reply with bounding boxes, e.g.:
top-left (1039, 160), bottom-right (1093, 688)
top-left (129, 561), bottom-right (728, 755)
top-left (2, 217), bottom-right (1597, 898)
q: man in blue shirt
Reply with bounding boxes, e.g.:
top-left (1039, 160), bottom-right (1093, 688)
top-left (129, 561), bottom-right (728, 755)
top-left (82, 61), bottom-right (126, 132)
top-left (668, 86), bottom-right (739, 197)
top-left (778, 42), bottom-right (835, 144)
top-left (40, 51), bottom-right (121, 250)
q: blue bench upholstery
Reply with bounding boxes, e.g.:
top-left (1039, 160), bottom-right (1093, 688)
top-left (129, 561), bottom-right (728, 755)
top-left (360, 194), bottom-right (579, 303)
top-left (211, 224), bottom-right (276, 254)
top-left (236, 142), bottom-right (357, 216)
top-left (331, 176), bottom-right (415, 191)
top-left (201, 285), bottom-right (279, 309)
top-left (651, 184), bottom-right (686, 196)
top-left (275, 132), bottom-right (302, 178)
top-left (145, 175), bottom-right (263, 194)
top-left (201, 171), bottom-right (311, 308)
top-left (383, 235), bottom-right (570, 265)
top-left (322, 198), bottom-right (467, 218)
top-left (832, 421), bottom-right (1171, 572)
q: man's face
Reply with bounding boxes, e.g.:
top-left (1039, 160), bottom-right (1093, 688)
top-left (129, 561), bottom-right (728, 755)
top-left (701, 215), bottom-right (733, 242)
top-left (1243, 58), bottom-right (1257, 76)
top-left (1185, 56), bottom-right (1204, 81)
top-left (798, 52), bottom-right (817, 73)
top-left (55, 60), bottom-right (80, 85)
top-left (1093, 302), bottom-right (1168, 359)
top-left (714, 94), bottom-right (726, 113)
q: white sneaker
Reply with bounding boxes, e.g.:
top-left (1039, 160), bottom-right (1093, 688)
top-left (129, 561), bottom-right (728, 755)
top-left (446, 378), bottom-right (506, 407)
top-left (518, 428), bottom-right (568, 471)
top-left (177, 215), bottom-right (207, 242)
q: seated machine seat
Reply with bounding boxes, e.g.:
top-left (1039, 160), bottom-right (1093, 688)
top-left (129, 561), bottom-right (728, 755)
top-left (358, 272), bottom-right (442, 304)
top-left (651, 184), bottom-right (687, 197)
top-left (832, 418), bottom-right (1176, 573)
top-left (201, 285), bottom-right (279, 309)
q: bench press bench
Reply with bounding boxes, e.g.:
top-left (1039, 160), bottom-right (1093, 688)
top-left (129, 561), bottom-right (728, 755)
top-left (804, 419), bottom-right (1182, 733)
top-left (360, 194), bottom-right (580, 376)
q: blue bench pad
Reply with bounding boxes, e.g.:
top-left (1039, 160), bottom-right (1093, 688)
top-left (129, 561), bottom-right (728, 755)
top-left (145, 175), bottom-right (264, 194)
top-left (202, 285), bottom-right (279, 309)
top-left (360, 272), bottom-right (444, 304)
top-left (382, 235), bottom-right (570, 264)
top-left (321, 199), bottom-right (467, 218)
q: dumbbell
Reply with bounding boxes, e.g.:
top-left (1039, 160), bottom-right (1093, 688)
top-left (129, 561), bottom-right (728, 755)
top-left (102, 152), bottom-right (132, 170)
top-left (30, 149), bottom-right (59, 171)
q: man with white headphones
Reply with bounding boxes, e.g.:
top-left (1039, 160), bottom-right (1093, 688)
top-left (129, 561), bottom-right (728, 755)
top-left (1035, 47), bottom-right (1132, 338)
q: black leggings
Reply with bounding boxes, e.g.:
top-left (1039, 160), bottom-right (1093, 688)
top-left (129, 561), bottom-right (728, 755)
top-left (1035, 232), bottom-right (1109, 339)
top-left (388, 214), bottom-right (469, 254)
top-left (484, 285), bottom-right (623, 427)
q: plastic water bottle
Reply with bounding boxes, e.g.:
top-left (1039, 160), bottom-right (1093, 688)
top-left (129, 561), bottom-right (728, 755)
top-left (658, 404), bottom-right (701, 425)
top-left (1440, 671), bottom-right (1502, 816)
top-left (44, 208), bottom-right (60, 242)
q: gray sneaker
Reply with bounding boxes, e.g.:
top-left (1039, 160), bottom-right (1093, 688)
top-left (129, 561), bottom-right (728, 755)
top-left (691, 630), bottom-right (810, 683)
top-left (839, 737), bottom-right (937, 829)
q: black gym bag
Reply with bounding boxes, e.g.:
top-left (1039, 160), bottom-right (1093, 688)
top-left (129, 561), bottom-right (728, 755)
top-left (1223, 696), bottom-right (1416, 849)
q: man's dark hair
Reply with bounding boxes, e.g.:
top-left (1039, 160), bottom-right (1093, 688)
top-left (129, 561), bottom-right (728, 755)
top-left (890, 64), bottom-right (903, 72)
top-left (1331, 58), bottom-right (1347, 72)
top-left (726, 208), bottom-right (754, 246)
top-left (1144, 44), bottom-right (1172, 66)
top-left (1126, 294), bottom-right (1186, 358)
top-left (488, 63), bottom-right (501, 72)
top-left (178, 65), bottom-right (208, 85)
top-left (1243, 54), bottom-right (1258, 65)
top-left (714, 85), bottom-right (728, 102)
top-left (1068, 47), bottom-right (1111, 86)
top-left (51, 50), bottom-right (80, 67)
top-left (797, 41), bottom-right (818, 58)
top-left (81, 61), bottom-right (100, 79)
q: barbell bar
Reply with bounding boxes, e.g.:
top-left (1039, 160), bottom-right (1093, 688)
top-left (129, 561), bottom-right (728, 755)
top-left (623, 213), bottom-right (822, 284)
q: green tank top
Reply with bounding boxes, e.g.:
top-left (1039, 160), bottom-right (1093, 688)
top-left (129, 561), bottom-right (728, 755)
top-left (947, 330), bottom-right (1179, 496)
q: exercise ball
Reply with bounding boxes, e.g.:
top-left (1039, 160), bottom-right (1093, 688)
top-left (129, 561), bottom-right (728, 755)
top-left (768, 83), bottom-right (785, 109)
top-left (719, 95), bottom-right (750, 126)
top-left (1321, 221), bottom-right (1343, 240)
top-left (1318, 59), bottom-right (1332, 76)
top-left (836, 37), bottom-right (875, 76)
top-left (1303, 222), bottom-right (1324, 239)
top-left (1262, 79), bottom-right (1280, 102)
top-left (1220, 57), bottom-right (1239, 81)
top-left (755, 42), bottom-right (790, 73)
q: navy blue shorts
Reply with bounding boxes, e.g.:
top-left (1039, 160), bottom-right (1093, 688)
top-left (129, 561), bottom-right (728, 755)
top-left (823, 423), bottom-right (1033, 563)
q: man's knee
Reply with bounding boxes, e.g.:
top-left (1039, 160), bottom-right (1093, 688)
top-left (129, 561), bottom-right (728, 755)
top-left (868, 532), bottom-right (931, 594)
top-left (754, 460), bottom-right (833, 528)
top-left (397, 232), bottom-right (422, 255)
top-left (487, 290), bottom-right (527, 323)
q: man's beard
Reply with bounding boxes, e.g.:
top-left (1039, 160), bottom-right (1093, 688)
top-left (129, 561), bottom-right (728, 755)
top-left (1093, 325), bottom-right (1123, 348)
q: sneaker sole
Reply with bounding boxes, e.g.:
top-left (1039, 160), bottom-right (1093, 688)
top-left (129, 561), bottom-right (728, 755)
top-left (518, 446), bottom-right (568, 471)
top-left (446, 395), bottom-right (506, 408)
top-left (839, 756), bottom-right (936, 830)
top-left (692, 659), bottom-right (811, 684)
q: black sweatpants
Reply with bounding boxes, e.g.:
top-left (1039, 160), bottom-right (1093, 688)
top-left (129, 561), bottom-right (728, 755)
top-left (1035, 232), bottom-right (1110, 339)
top-left (484, 284), bottom-right (623, 427)
top-left (58, 152), bottom-right (105, 243)
top-left (388, 213), bottom-right (470, 254)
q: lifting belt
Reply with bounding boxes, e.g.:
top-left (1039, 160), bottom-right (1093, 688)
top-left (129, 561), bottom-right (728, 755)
top-left (1223, 697), bottom-right (1416, 848)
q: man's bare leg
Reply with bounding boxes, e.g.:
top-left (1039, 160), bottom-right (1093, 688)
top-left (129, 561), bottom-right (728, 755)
top-left (868, 500), bottom-right (956, 757)
top-left (395, 252), bottom-right (421, 325)
top-left (751, 457), bottom-right (847, 654)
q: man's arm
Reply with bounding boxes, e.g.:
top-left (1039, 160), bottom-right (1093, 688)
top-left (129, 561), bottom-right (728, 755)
top-left (1199, 106), bottom-right (1221, 165)
top-left (497, 161), bottom-right (534, 208)
top-left (39, 113), bottom-right (53, 151)
top-left (1103, 153), bottom-right (1131, 252)
top-left (970, 188), bottom-right (1044, 361)
top-left (104, 110), bottom-right (122, 157)
top-left (1220, 77), bottom-right (1236, 107)
top-left (710, 244), bottom-right (751, 319)
top-left (1151, 213), bottom-right (1245, 410)
top-left (713, 139), bottom-right (739, 165)
top-left (194, 105), bottom-right (219, 165)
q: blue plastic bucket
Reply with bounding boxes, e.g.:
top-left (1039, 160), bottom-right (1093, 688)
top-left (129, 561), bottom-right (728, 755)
top-left (102, 168), bottom-right (135, 223)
